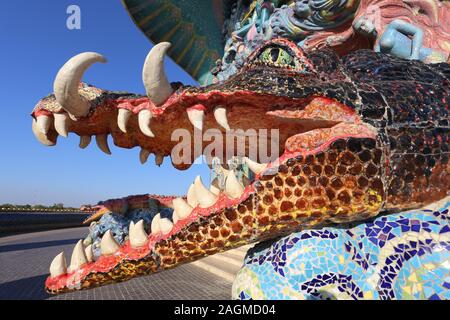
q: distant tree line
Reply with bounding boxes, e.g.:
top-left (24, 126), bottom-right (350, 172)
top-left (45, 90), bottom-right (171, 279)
top-left (0, 203), bottom-right (80, 212)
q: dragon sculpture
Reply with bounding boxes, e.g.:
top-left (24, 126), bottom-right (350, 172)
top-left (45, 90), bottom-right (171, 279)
top-left (30, 0), bottom-right (449, 299)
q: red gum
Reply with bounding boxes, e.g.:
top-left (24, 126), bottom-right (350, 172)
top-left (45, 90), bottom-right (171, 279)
top-left (187, 104), bottom-right (207, 112)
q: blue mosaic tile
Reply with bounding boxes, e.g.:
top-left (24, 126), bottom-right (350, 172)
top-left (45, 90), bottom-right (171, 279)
top-left (233, 201), bottom-right (450, 300)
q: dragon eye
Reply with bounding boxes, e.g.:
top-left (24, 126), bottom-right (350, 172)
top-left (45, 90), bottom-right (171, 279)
top-left (258, 47), bottom-right (295, 68)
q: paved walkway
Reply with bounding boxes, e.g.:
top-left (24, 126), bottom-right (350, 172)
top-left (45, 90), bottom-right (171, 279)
top-left (0, 228), bottom-right (251, 300)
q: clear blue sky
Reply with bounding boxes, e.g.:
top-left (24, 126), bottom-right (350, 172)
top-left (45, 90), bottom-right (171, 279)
top-left (0, 1), bottom-right (210, 207)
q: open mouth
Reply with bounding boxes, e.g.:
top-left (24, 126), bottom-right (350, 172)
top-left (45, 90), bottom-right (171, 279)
top-left (31, 42), bottom-right (386, 294)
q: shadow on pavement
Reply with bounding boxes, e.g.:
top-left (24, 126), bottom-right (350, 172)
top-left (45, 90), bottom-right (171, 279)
top-left (0, 238), bottom-right (80, 253)
top-left (0, 274), bottom-right (51, 300)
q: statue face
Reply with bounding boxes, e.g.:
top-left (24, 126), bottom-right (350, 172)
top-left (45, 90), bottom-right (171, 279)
top-left (294, 0), bottom-right (312, 19)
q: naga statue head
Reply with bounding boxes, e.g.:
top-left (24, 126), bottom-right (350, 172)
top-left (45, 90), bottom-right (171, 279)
top-left (29, 0), bottom-right (449, 294)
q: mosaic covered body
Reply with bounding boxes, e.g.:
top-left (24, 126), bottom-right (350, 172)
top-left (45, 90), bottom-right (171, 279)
top-left (233, 198), bottom-right (450, 300)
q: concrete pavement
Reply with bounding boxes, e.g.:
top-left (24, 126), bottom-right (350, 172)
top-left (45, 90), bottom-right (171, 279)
top-left (0, 227), bottom-right (251, 300)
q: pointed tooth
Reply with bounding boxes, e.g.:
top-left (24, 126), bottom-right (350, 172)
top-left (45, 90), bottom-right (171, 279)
top-left (100, 230), bottom-right (120, 255)
top-left (140, 149), bottom-right (151, 164)
top-left (187, 184), bottom-right (198, 208)
top-left (79, 135), bottom-right (91, 149)
top-left (36, 115), bottom-right (51, 135)
top-left (68, 240), bottom-right (88, 272)
top-left (187, 109), bottom-right (204, 131)
top-left (194, 176), bottom-right (218, 208)
top-left (172, 210), bottom-right (180, 225)
top-left (84, 244), bottom-right (94, 263)
top-left (138, 110), bottom-right (155, 138)
top-left (130, 220), bottom-right (148, 248)
top-left (32, 118), bottom-right (56, 146)
top-left (96, 134), bottom-right (111, 155)
top-left (244, 157), bottom-right (267, 175)
top-left (118, 109), bottom-right (132, 133)
top-left (172, 198), bottom-right (193, 220)
top-left (225, 170), bottom-right (244, 199)
top-left (54, 113), bottom-right (69, 138)
top-left (155, 154), bottom-right (164, 166)
top-left (151, 213), bottom-right (162, 235)
top-left (210, 184), bottom-right (221, 196)
top-left (214, 106), bottom-right (231, 131)
top-left (159, 218), bottom-right (174, 235)
top-left (49, 252), bottom-right (67, 278)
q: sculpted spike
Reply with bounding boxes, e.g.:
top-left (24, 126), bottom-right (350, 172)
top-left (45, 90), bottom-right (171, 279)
top-left (54, 113), bottom-right (69, 138)
top-left (210, 184), bottom-right (221, 196)
top-left (194, 176), bottom-right (218, 208)
top-left (225, 170), bottom-right (244, 199)
top-left (32, 118), bottom-right (56, 146)
top-left (118, 109), bottom-right (132, 133)
top-left (159, 218), bottom-right (174, 235)
top-left (84, 244), bottom-right (94, 263)
top-left (140, 149), bottom-right (151, 164)
top-left (151, 214), bottom-right (162, 235)
top-left (53, 52), bottom-right (107, 117)
top-left (96, 134), bottom-right (111, 155)
top-left (129, 220), bottom-right (148, 248)
top-left (214, 106), bottom-right (231, 131)
top-left (49, 252), bottom-right (67, 278)
top-left (68, 240), bottom-right (88, 272)
top-left (100, 231), bottom-right (120, 255)
top-left (172, 198), bottom-right (193, 220)
top-left (138, 110), bottom-right (155, 138)
top-left (142, 42), bottom-right (174, 105)
top-left (79, 135), bottom-right (91, 149)
top-left (155, 154), bottom-right (164, 167)
top-left (187, 108), bottom-right (204, 131)
top-left (244, 157), bottom-right (267, 175)
top-left (36, 115), bottom-right (50, 135)
top-left (187, 184), bottom-right (198, 208)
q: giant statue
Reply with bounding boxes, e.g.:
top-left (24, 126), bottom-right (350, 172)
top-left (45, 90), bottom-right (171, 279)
top-left (31, 0), bottom-right (449, 299)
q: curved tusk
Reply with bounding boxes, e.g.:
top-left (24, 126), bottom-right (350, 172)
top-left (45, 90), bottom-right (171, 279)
top-left (54, 52), bottom-right (107, 117)
top-left (54, 113), bottom-right (69, 138)
top-left (142, 42), bottom-right (174, 105)
top-left (214, 106), bottom-right (231, 131)
top-left (32, 118), bottom-right (56, 146)
top-left (118, 109), bottom-right (132, 133)
top-left (138, 110), bottom-right (155, 138)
